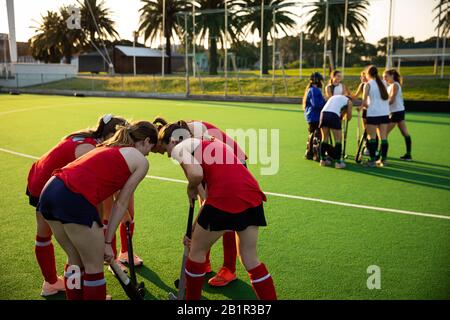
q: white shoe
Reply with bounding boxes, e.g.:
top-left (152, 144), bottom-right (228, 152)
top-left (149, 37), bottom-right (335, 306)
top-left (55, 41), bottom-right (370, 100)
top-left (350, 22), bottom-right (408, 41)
top-left (335, 161), bottom-right (346, 169)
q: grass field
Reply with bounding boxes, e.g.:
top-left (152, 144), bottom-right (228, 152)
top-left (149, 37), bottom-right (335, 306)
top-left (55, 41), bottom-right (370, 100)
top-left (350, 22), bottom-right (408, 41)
top-left (0, 94), bottom-right (449, 300)
top-left (28, 66), bottom-right (450, 102)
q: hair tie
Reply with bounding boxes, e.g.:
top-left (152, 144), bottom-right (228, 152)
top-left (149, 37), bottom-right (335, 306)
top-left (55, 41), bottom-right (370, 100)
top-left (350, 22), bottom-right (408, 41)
top-left (102, 114), bottom-right (113, 124)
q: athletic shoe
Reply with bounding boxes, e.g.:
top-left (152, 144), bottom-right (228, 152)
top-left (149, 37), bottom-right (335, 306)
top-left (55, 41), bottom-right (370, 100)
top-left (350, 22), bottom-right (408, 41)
top-left (40, 276), bottom-right (65, 297)
top-left (118, 251), bottom-right (143, 267)
top-left (107, 260), bottom-right (128, 275)
top-left (363, 148), bottom-right (370, 156)
top-left (320, 160), bottom-right (331, 167)
top-left (363, 161), bottom-right (376, 168)
top-left (376, 160), bottom-right (388, 167)
top-left (335, 161), bottom-right (346, 169)
top-left (400, 154), bottom-right (412, 161)
top-left (205, 262), bottom-right (212, 274)
top-left (208, 267), bottom-right (237, 287)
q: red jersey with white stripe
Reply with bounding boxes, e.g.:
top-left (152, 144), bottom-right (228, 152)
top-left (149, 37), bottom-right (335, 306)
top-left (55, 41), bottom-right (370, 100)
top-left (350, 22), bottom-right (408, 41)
top-left (53, 146), bottom-right (131, 207)
top-left (197, 121), bottom-right (248, 161)
top-left (193, 139), bottom-right (265, 213)
top-left (27, 136), bottom-right (97, 197)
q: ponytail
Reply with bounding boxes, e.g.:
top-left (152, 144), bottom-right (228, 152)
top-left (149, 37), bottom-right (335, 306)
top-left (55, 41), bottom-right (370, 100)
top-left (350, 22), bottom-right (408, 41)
top-left (366, 65), bottom-right (389, 100)
top-left (152, 116), bottom-right (168, 131)
top-left (102, 121), bottom-right (158, 147)
top-left (65, 114), bottom-right (127, 140)
top-left (385, 68), bottom-right (403, 86)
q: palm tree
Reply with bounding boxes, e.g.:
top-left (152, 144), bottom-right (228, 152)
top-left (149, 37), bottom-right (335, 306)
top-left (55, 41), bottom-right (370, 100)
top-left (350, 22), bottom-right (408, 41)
top-left (305, 0), bottom-right (370, 68)
top-left (139, 0), bottom-right (188, 74)
top-left (194, 0), bottom-right (242, 75)
top-left (77, 0), bottom-right (119, 46)
top-left (239, 0), bottom-right (298, 75)
top-left (434, 0), bottom-right (450, 37)
top-left (30, 9), bottom-right (84, 64)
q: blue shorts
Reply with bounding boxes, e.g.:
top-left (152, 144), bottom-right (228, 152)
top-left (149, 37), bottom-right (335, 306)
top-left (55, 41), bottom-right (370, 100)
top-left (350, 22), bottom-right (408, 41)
top-left (366, 116), bottom-right (390, 125)
top-left (390, 111), bottom-right (405, 123)
top-left (37, 177), bottom-right (102, 228)
top-left (319, 111), bottom-right (342, 130)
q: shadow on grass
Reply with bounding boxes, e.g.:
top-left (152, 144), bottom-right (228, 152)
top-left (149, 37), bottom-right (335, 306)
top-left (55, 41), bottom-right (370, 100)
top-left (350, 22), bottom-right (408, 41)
top-left (403, 119), bottom-right (450, 126)
top-left (202, 272), bottom-right (256, 300)
top-left (345, 159), bottom-right (450, 191)
top-left (42, 292), bottom-right (66, 300)
top-left (135, 265), bottom-right (172, 300)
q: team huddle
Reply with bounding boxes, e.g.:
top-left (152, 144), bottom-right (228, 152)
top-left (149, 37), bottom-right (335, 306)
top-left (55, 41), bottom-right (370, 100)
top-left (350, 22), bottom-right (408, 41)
top-left (26, 116), bottom-right (276, 300)
top-left (303, 65), bottom-right (412, 168)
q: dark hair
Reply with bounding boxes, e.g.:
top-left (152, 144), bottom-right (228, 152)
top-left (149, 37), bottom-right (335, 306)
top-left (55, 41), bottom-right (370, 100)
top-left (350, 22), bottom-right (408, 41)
top-left (65, 115), bottom-right (127, 140)
top-left (152, 116), bottom-right (168, 131)
top-left (366, 65), bottom-right (389, 100)
top-left (328, 70), bottom-right (342, 86)
top-left (158, 120), bottom-right (191, 145)
top-left (101, 121), bottom-right (158, 147)
top-left (385, 68), bottom-right (403, 85)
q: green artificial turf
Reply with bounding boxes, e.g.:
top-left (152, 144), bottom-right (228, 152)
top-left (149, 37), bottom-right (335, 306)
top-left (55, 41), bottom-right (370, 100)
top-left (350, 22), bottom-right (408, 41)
top-left (0, 94), bottom-right (449, 300)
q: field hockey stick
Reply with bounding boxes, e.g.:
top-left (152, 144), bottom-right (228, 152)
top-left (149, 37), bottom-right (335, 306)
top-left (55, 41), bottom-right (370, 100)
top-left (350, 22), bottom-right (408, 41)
top-left (342, 119), bottom-right (349, 159)
top-left (168, 199), bottom-right (196, 300)
top-left (109, 260), bottom-right (144, 300)
top-left (125, 221), bottom-right (145, 297)
top-left (355, 130), bottom-right (367, 164)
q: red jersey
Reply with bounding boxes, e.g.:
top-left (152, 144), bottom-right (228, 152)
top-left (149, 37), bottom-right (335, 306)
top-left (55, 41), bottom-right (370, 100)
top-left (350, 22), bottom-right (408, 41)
top-left (54, 146), bottom-right (131, 207)
top-left (27, 136), bottom-right (97, 197)
top-left (193, 140), bottom-right (266, 213)
top-left (197, 121), bottom-right (248, 161)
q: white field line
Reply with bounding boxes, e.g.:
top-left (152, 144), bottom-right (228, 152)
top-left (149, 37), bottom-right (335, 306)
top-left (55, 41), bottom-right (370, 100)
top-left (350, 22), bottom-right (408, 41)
top-left (0, 147), bottom-right (449, 221)
top-left (0, 101), bottom-right (104, 116)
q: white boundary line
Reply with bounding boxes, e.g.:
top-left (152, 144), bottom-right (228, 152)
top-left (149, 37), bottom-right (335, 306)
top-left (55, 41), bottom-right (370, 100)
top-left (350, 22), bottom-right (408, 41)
top-left (0, 147), bottom-right (449, 221)
top-left (0, 101), bottom-right (106, 116)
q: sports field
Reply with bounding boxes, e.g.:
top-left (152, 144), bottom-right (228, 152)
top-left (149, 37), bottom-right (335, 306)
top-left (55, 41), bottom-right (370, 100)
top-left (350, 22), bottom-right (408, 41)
top-left (0, 94), bottom-right (449, 300)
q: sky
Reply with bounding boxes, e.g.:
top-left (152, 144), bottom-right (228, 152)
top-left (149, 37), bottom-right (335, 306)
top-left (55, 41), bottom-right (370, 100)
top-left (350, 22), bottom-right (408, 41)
top-left (0, 0), bottom-right (439, 47)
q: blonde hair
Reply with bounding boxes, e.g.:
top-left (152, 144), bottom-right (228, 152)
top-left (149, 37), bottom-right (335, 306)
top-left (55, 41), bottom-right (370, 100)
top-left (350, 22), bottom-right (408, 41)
top-left (102, 121), bottom-right (158, 147)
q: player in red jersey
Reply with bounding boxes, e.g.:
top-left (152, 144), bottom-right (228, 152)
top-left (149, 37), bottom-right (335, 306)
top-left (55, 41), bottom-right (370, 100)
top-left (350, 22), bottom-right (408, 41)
top-left (157, 122), bottom-right (277, 300)
top-left (153, 117), bottom-right (245, 287)
top-left (37, 121), bottom-right (157, 300)
top-left (26, 115), bottom-right (127, 297)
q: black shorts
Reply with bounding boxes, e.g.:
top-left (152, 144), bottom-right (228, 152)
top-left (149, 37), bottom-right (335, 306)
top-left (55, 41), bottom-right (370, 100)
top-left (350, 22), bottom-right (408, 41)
top-left (26, 188), bottom-right (39, 208)
top-left (366, 116), bottom-right (390, 125)
top-left (197, 204), bottom-right (267, 232)
top-left (37, 177), bottom-right (102, 228)
top-left (319, 111), bottom-right (342, 130)
top-left (390, 111), bottom-right (405, 123)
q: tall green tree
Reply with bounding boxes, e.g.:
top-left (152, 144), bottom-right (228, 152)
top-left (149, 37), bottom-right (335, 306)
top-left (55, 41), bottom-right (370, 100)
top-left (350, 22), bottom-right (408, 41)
top-left (434, 0), bottom-right (450, 37)
top-left (239, 0), bottom-right (297, 75)
top-left (305, 0), bottom-right (370, 68)
top-left (77, 0), bottom-right (119, 46)
top-left (139, 0), bottom-right (188, 74)
top-left (194, 0), bottom-right (242, 75)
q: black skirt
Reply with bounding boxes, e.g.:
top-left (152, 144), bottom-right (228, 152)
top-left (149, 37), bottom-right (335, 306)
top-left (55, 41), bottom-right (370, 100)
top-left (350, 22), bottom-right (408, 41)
top-left (319, 111), bottom-right (342, 130)
top-left (26, 188), bottom-right (39, 208)
top-left (37, 177), bottom-right (102, 228)
top-left (197, 204), bottom-right (267, 232)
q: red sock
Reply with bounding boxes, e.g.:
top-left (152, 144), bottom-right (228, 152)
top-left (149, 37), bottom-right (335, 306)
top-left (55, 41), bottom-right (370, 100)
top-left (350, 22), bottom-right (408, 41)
top-left (185, 258), bottom-right (206, 300)
top-left (83, 272), bottom-right (106, 300)
top-left (35, 235), bottom-right (58, 284)
top-left (222, 231), bottom-right (237, 273)
top-left (248, 263), bottom-right (277, 300)
top-left (120, 221), bottom-right (134, 254)
top-left (64, 264), bottom-right (83, 300)
top-left (103, 220), bottom-right (117, 258)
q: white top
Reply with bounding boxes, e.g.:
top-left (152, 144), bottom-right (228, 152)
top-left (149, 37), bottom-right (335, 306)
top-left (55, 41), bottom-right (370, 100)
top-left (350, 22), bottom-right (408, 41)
top-left (322, 95), bottom-right (349, 116)
top-left (331, 83), bottom-right (344, 96)
top-left (366, 79), bottom-right (390, 117)
top-left (388, 82), bottom-right (405, 113)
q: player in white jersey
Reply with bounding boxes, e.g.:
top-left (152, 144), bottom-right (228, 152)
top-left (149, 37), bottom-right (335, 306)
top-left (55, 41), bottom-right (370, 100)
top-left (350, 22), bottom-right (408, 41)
top-left (384, 69), bottom-right (412, 161)
top-left (361, 65), bottom-right (390, 167)
top-left (319, 95), bottom-right (353, 169)
top-left (325, 70), bottom-right (350, 99)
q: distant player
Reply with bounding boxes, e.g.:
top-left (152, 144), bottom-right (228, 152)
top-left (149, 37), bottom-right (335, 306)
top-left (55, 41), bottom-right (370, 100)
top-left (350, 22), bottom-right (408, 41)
top-left (384, 69), bottom-right (412, 161)
top-left (38, 121), bottom-right (157, 300)
top-left (319, 95), bottom-right (353, 168)
top-left (325, 70), bottom-right (350, 99)
top-left (157, 122), bottom-right (277, 300)
top-left (303, 72), bottom-right (326, 161)
top-left (361, 66), bottom-right (390, 167)
top-left (26, 115), bottom-right (126, 297)
top-left (153, 117), bottom-right (244, 287)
